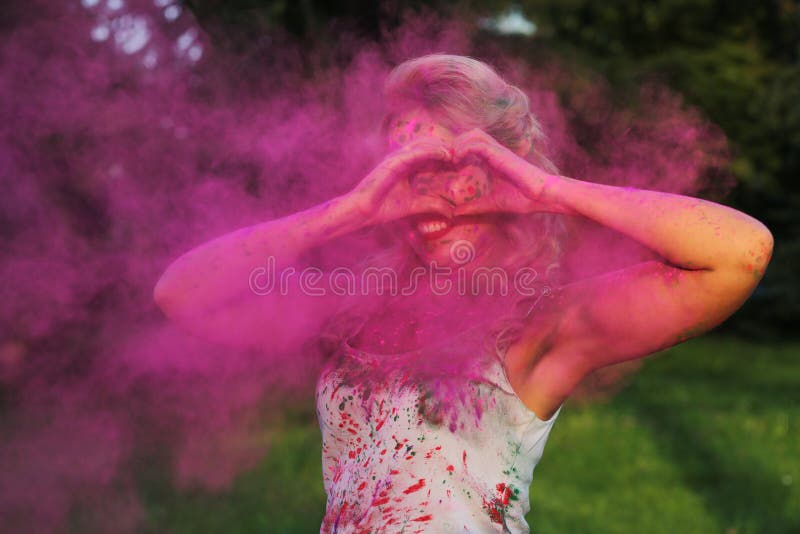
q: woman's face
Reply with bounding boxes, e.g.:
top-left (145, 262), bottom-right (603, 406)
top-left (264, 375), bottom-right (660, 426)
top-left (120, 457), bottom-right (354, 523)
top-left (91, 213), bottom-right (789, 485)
top-left (386, 107), bottom-right (508, 267)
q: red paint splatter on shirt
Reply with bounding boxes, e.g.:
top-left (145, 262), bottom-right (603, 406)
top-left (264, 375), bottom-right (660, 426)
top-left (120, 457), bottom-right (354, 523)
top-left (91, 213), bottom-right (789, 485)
top-left (403, 478), bottom-right (426, 494)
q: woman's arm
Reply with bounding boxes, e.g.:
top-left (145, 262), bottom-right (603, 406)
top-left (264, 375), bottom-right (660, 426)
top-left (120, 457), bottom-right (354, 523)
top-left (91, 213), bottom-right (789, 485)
top-left (153, 138), bottom-right (454, 350)
top-left (152, 194), bottom-right (366, 350)
top-left (545, 176), bottom-right (773, 276)
top-left (451, 128), bottom-right (772, 273)
top-left (451, 127), bottom-right (773, 341)
top-left (450, 128), bottom-right (774, 416)
top-left (533, 175), bottom-right (774, 359)
top-left (153, 193), bottom-right (364, 314)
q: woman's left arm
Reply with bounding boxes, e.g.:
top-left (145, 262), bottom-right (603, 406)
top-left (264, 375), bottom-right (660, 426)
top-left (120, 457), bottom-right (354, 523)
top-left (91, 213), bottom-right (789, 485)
top-left (542, 175), bottom-right (773, 362)
top-left (453, 129), bottom-right (774, 374)
top-left (548, 175), bottom-right (773, 280)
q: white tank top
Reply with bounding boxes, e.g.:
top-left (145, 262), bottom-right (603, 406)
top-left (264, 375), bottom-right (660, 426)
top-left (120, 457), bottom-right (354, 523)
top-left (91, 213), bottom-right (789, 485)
top-left (315, 333), bottom-right (562, 533)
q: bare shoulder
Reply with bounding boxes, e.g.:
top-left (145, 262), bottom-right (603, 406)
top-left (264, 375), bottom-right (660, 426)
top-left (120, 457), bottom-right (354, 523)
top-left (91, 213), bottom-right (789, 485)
top-left (502, 289), bottom-right (592, 421)
top-left (502, 256), bottom-right (758, 420)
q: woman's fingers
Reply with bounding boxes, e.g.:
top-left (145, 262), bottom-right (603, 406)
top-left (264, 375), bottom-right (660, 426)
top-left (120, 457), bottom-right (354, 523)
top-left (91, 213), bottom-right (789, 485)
top-left (353, 132), bottom-right (557, 224)
top-left (452, 196), bottom-right (499, 216)
top-left (380, 142), bottom-right (453, 191)
top-left (452, 129), bottom-right (549, 194)
top-left (397, 140), bottom-right (452, 168)
top-left (356, 140), bottom-right (453, 213)
top-left (452, 177), bottom-right (537, 216)
top-left (452, 130), bottom-right (510, 173)
top-left (408, 194), bottom-right (455, 219)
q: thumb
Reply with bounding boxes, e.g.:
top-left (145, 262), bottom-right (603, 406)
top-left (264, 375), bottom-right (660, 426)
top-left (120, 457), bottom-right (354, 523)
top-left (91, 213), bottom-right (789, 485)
top-left (409, 195), bottom-right (455, 219)
top-left (452, 197), bottom-right (498, 216)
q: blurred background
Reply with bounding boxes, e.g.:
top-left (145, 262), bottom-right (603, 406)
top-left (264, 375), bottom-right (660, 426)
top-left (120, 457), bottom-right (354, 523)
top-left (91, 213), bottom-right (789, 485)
top-left (1, 0), bottom-right (798, 532)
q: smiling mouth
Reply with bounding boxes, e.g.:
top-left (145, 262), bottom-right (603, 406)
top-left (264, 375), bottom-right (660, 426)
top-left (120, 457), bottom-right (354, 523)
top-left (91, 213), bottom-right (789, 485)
top-left (410, 213), bottom-right (503, 243)
top-left (415, 217), bottom-right (453, 241)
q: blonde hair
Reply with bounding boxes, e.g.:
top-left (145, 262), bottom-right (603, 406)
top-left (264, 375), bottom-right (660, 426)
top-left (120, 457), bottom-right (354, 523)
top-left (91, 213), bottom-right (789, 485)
top-left (321, 53), bottom-right (569, 380)
top-left (383, 53), bottom-right (555, 172)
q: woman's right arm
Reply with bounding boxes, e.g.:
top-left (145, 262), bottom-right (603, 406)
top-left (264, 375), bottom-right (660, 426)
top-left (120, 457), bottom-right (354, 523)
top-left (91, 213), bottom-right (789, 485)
top-left (152, 195), bottom-right (367, 350)
top-left (153, 139), bottom-right (454, 351)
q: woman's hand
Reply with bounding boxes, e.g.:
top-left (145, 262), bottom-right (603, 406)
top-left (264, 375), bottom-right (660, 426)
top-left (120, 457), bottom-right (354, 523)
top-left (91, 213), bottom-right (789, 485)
top-left (347, 138), bottom-right (457, 225)
top-left (449, 129), bottom-right (569, 216)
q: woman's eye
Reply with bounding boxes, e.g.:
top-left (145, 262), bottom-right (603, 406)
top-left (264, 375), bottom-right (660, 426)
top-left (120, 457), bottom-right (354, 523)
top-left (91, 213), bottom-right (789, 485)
top-left (410, 173), bottom-right (443, 191)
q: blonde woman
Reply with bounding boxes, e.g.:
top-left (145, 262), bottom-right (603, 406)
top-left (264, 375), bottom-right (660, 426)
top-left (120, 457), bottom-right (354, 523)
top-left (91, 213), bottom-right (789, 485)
top-left (154, 54), bottom-right (773, 533)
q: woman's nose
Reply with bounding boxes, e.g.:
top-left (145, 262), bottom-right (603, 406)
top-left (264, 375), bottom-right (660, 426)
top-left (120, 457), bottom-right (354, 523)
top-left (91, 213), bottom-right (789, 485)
top-left (411, 167), bottom-right (490, 205)
top-left (444, 168), bottom-right (489, 205)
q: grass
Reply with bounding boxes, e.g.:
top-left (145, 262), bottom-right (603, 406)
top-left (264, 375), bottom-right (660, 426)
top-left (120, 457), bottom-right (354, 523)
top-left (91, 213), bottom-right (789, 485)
top-left (137, 334), bottom-right (800, 533)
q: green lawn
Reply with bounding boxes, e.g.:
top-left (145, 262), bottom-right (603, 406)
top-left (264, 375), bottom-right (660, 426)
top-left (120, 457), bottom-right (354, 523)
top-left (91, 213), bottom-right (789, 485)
top-left (138, 335), bottom-right (800, 533)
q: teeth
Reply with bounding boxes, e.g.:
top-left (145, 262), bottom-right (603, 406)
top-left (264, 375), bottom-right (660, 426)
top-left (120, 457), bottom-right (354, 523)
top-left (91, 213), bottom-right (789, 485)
top-left (417, 221), bottom-right (449, 234)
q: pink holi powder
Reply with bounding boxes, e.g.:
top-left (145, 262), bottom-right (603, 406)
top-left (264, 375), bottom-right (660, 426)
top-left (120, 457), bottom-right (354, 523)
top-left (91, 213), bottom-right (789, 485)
top-left (0, 1), bottom-right (733, 531)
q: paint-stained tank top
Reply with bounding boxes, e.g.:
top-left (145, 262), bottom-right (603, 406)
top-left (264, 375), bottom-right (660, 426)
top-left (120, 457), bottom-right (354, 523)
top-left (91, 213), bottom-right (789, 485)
top-left (315, 334), bottom-right (562, 533)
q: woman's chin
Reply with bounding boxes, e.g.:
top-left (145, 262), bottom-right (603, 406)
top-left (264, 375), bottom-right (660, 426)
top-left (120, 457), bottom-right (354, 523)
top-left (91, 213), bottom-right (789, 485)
top-left (417, 246), bottom-right (458, 267)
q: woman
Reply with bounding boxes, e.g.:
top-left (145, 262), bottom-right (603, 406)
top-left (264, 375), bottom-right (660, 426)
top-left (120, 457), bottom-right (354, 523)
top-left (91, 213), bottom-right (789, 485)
top-left (153, 54), bottom-right (774, 532)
